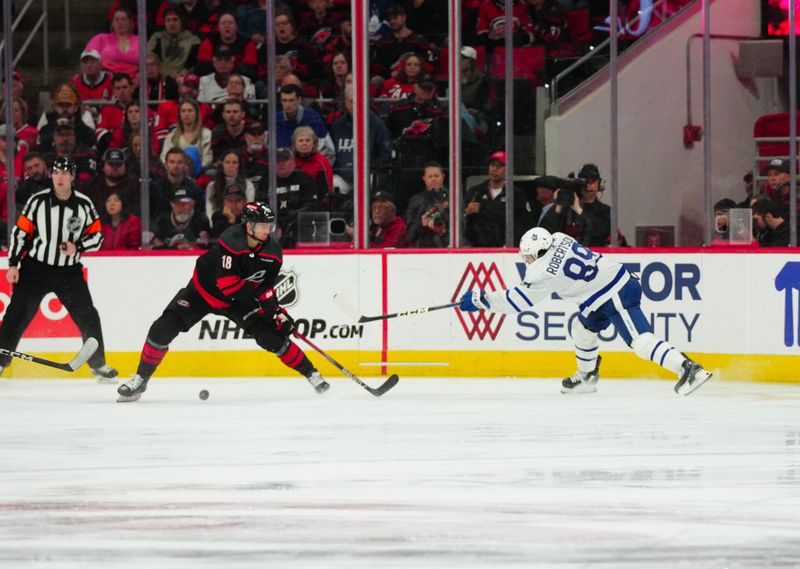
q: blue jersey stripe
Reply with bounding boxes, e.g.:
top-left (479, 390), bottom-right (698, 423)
top-left (578, 266), bottom-right (627, 313)
top-left (505, 290), bottom-right (522, 312)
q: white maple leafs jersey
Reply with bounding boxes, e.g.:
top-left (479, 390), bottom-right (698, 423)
top-left (483, 232), bottom-right (631, 318)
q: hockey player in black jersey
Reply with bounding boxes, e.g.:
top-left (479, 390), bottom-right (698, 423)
top-left (117, 202), bottom-right (329, 402)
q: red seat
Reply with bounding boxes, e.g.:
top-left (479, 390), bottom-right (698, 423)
top-left (490, 47), bottom-right (545, 82)
top-left (753, 112), bottom-right (800, 169)
top-left (565, 9), bottom-right (592, 41)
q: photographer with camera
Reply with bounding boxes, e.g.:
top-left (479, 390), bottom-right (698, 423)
top-left (405, 162), bottom-right (449, 247)
top-left (537, 164), bottom-right (611, 247)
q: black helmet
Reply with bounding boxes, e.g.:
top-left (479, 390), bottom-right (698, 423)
top-left (241, 201), bottom-right (275, 225)
top-left (52, 155), bottom-right (77, 176)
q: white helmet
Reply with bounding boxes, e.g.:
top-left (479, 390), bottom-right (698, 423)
top-left (519, 227), bottom-right (553, 260)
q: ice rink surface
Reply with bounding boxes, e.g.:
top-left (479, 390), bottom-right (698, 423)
top-left (1, 376), bottom-right (799, 568)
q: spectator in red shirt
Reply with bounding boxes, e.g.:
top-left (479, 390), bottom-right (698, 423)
top-left (3, 97), bottom-right (38, 154)
top-left (71, 50), bottom-right (114, 105)
top-left (100, 190), bottom-right (142, 250)
top-left (96, 73), bottom-right (135, 149)
top-left (379, 52), bottom-right (427, 99)
top-left (476, 0), bottom-right (533, 48)
top-left (369, 191), bottom-right (408, 248)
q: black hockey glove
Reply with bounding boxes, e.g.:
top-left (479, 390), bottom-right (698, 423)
top-left (258, 288), bottom-right (280, 315)
top-left (273, 307), bottom-right (296, 336)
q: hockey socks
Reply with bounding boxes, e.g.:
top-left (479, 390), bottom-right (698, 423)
top-left (137, 339), bottom-right (169, 379)
top-left (277, 341), bottom-right (315, 377)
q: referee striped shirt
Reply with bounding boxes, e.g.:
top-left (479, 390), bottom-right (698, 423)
top-left (8, 188), bottom-right (103, 268)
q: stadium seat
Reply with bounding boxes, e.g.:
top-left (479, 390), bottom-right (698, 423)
top-left (753, 112), bottom-right (800, 169)
top-left (489, 47), bottom-right (545, 82)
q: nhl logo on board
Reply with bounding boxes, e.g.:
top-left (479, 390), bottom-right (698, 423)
top-left (67, 216), bottom-right (82, 233)
top-left (275, 269), bottom-right (299, 307)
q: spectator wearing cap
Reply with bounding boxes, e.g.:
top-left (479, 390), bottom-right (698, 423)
top-left (195, 11), bottom-right (258, 79)
top-left (40, 120), bottom-right (99, 184)
top-left (71, 50), bottom-right (114, 104)
top-left (464, 150), bottom-right (535, 247)
top-left (150, 147), bottom-right (205, 219)
top-left (379, 52), bottom-right (428, 99)
top-left (553, 163), bottom-right (612, 247)
top-left (292, 126), bottom-right (334, 198)
top-left (160, 98), bottom-right (213, 170)
top-left (15, 152), bottom-right (50, 209)
top-left (241, 120), bottom-right (269, 184)
top-left (387, 78), bottom-right (447, 138)
top-left (369, 191), bottom-right (408, 248)
top-left (36, 83), bottom-right (97, 153)
top-left (205, 149), bottom-right (256, 221)
top-left (85, 147), bottom-right (141, 215)
top-left (460, 46), bottom-right (491, 124)
top-left (211, 99), bottom-right (248, 162)
top-left (146, 53), bottom-right (180, 105)
top-left (99, 189), bottom-right (142, 251)
top-left (95, 73), bottom-right (135, 151)
top-left (330, 87), bottom-right (392, 193)
top-left (272, 147), bottom-right (321, 248)
top-left (405, 161), bottom-right (449, 247)
top-left (371, 4), bottom-right (436, 80)
top-left (84, 7), bottom-right (141, 81)
top-left (2, 97), bottom-right (39, 154)
top-left (209, 182), bottom-right (249, 238)
top-left (147, 7), bottom-right (201, 78)
top-left (476, 0), bottom-right (533, 48)
top-left (751, 196), bottom-right (790, 247)
top-left (276, 84), bottom-right (336, 164)
top-left (199, 44), bottom-right (257, 104)
top-left (763, 158), bottom-right (798, 214)
top-left (152, 74), bottom-right (214, 150)
top-left (151, 187), bottom-right (211, 250)
top-left (532, 174), bottom-right (562, 233)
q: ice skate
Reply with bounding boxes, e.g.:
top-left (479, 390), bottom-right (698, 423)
top-left (306, 371), bottom-right (330, 394)
top-left (561, 356), bottom-right (601, 394)
top-left (674, 355), bottom-right (712, 396)
top-left (92, 364), bottom-right (119, 384)
top-left (116, 374), bottom-right (149, 402)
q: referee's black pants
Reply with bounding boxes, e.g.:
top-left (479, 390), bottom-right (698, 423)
top-left (0, 259), bottom-right (107, 369)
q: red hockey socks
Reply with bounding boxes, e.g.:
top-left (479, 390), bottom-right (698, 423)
top-left (137, 340), bottom-right (169, 379)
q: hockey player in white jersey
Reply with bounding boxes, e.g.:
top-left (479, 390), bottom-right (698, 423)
top-left (458, 227), bottom-right (712, 395)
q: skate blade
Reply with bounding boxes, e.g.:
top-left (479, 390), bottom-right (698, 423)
top-left (116, 393), bottom-right (142, 403)
top-left (676, 371), bottom-right (712, 396)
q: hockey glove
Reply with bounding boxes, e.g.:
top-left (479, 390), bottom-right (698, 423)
top-left (459, 290), bottom-right (489, 312)
top-left (259, 288), bottom-right (280, 315)
top-left (273, 307), bottom-right (296, 336)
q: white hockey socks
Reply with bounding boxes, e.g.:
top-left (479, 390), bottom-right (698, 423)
top-left (630, 332), bottom-right (685, 375)
top-left (572, 321), bottom-right (600, 373)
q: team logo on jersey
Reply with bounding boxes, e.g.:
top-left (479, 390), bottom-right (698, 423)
top-left (452, 262), bottom-right (507, 340)
top-left (275, 269), bottom-right (299, 307)
top-left (67, 215), bottom-right (83, 233)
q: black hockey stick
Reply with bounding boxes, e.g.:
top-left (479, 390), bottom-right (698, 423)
top-left (293, 331), bottom-right (399, 397)
top-left (356, 302), bottom-right (459, 323)
top-left (0, 337), bottom-right (99, 372)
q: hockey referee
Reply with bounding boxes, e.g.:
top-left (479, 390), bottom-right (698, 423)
top-left (0, 156), bottom-right (118, 382)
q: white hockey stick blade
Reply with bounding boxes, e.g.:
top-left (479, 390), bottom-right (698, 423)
top-left (332, 293), bottom-right (360, 322)
top-left (68, 337), bottom-right (99, 371)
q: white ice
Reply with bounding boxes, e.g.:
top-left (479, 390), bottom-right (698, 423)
top-left (1, 376), bottom-right (800, 568)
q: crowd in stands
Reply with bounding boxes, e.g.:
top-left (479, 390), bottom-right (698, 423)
top-left (0, 0), bottom-right (791, 250)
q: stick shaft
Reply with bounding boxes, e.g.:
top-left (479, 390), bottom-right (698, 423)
top-left (359, 302), bottom-right (458, 323)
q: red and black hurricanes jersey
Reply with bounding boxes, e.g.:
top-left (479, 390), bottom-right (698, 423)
top-left (192, 224), bottom-right (282, 309)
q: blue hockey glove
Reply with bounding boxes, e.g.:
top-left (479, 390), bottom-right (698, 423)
top-left (459, 290), bottom-right (489, 312)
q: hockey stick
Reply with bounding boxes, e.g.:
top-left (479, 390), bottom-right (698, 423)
top-left (0, 337), bottom-right (99, 372)
top-left (293, 331), bottom-right (399, 397)
top-left (356, 302), bottom-right (459, 323)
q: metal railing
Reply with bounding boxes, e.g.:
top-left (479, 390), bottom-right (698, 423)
top-left (0, 0), bottom-right (49, 84)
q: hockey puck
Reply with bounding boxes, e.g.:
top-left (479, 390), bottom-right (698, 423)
top-left (199, 389), bottom-right (209, 400)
